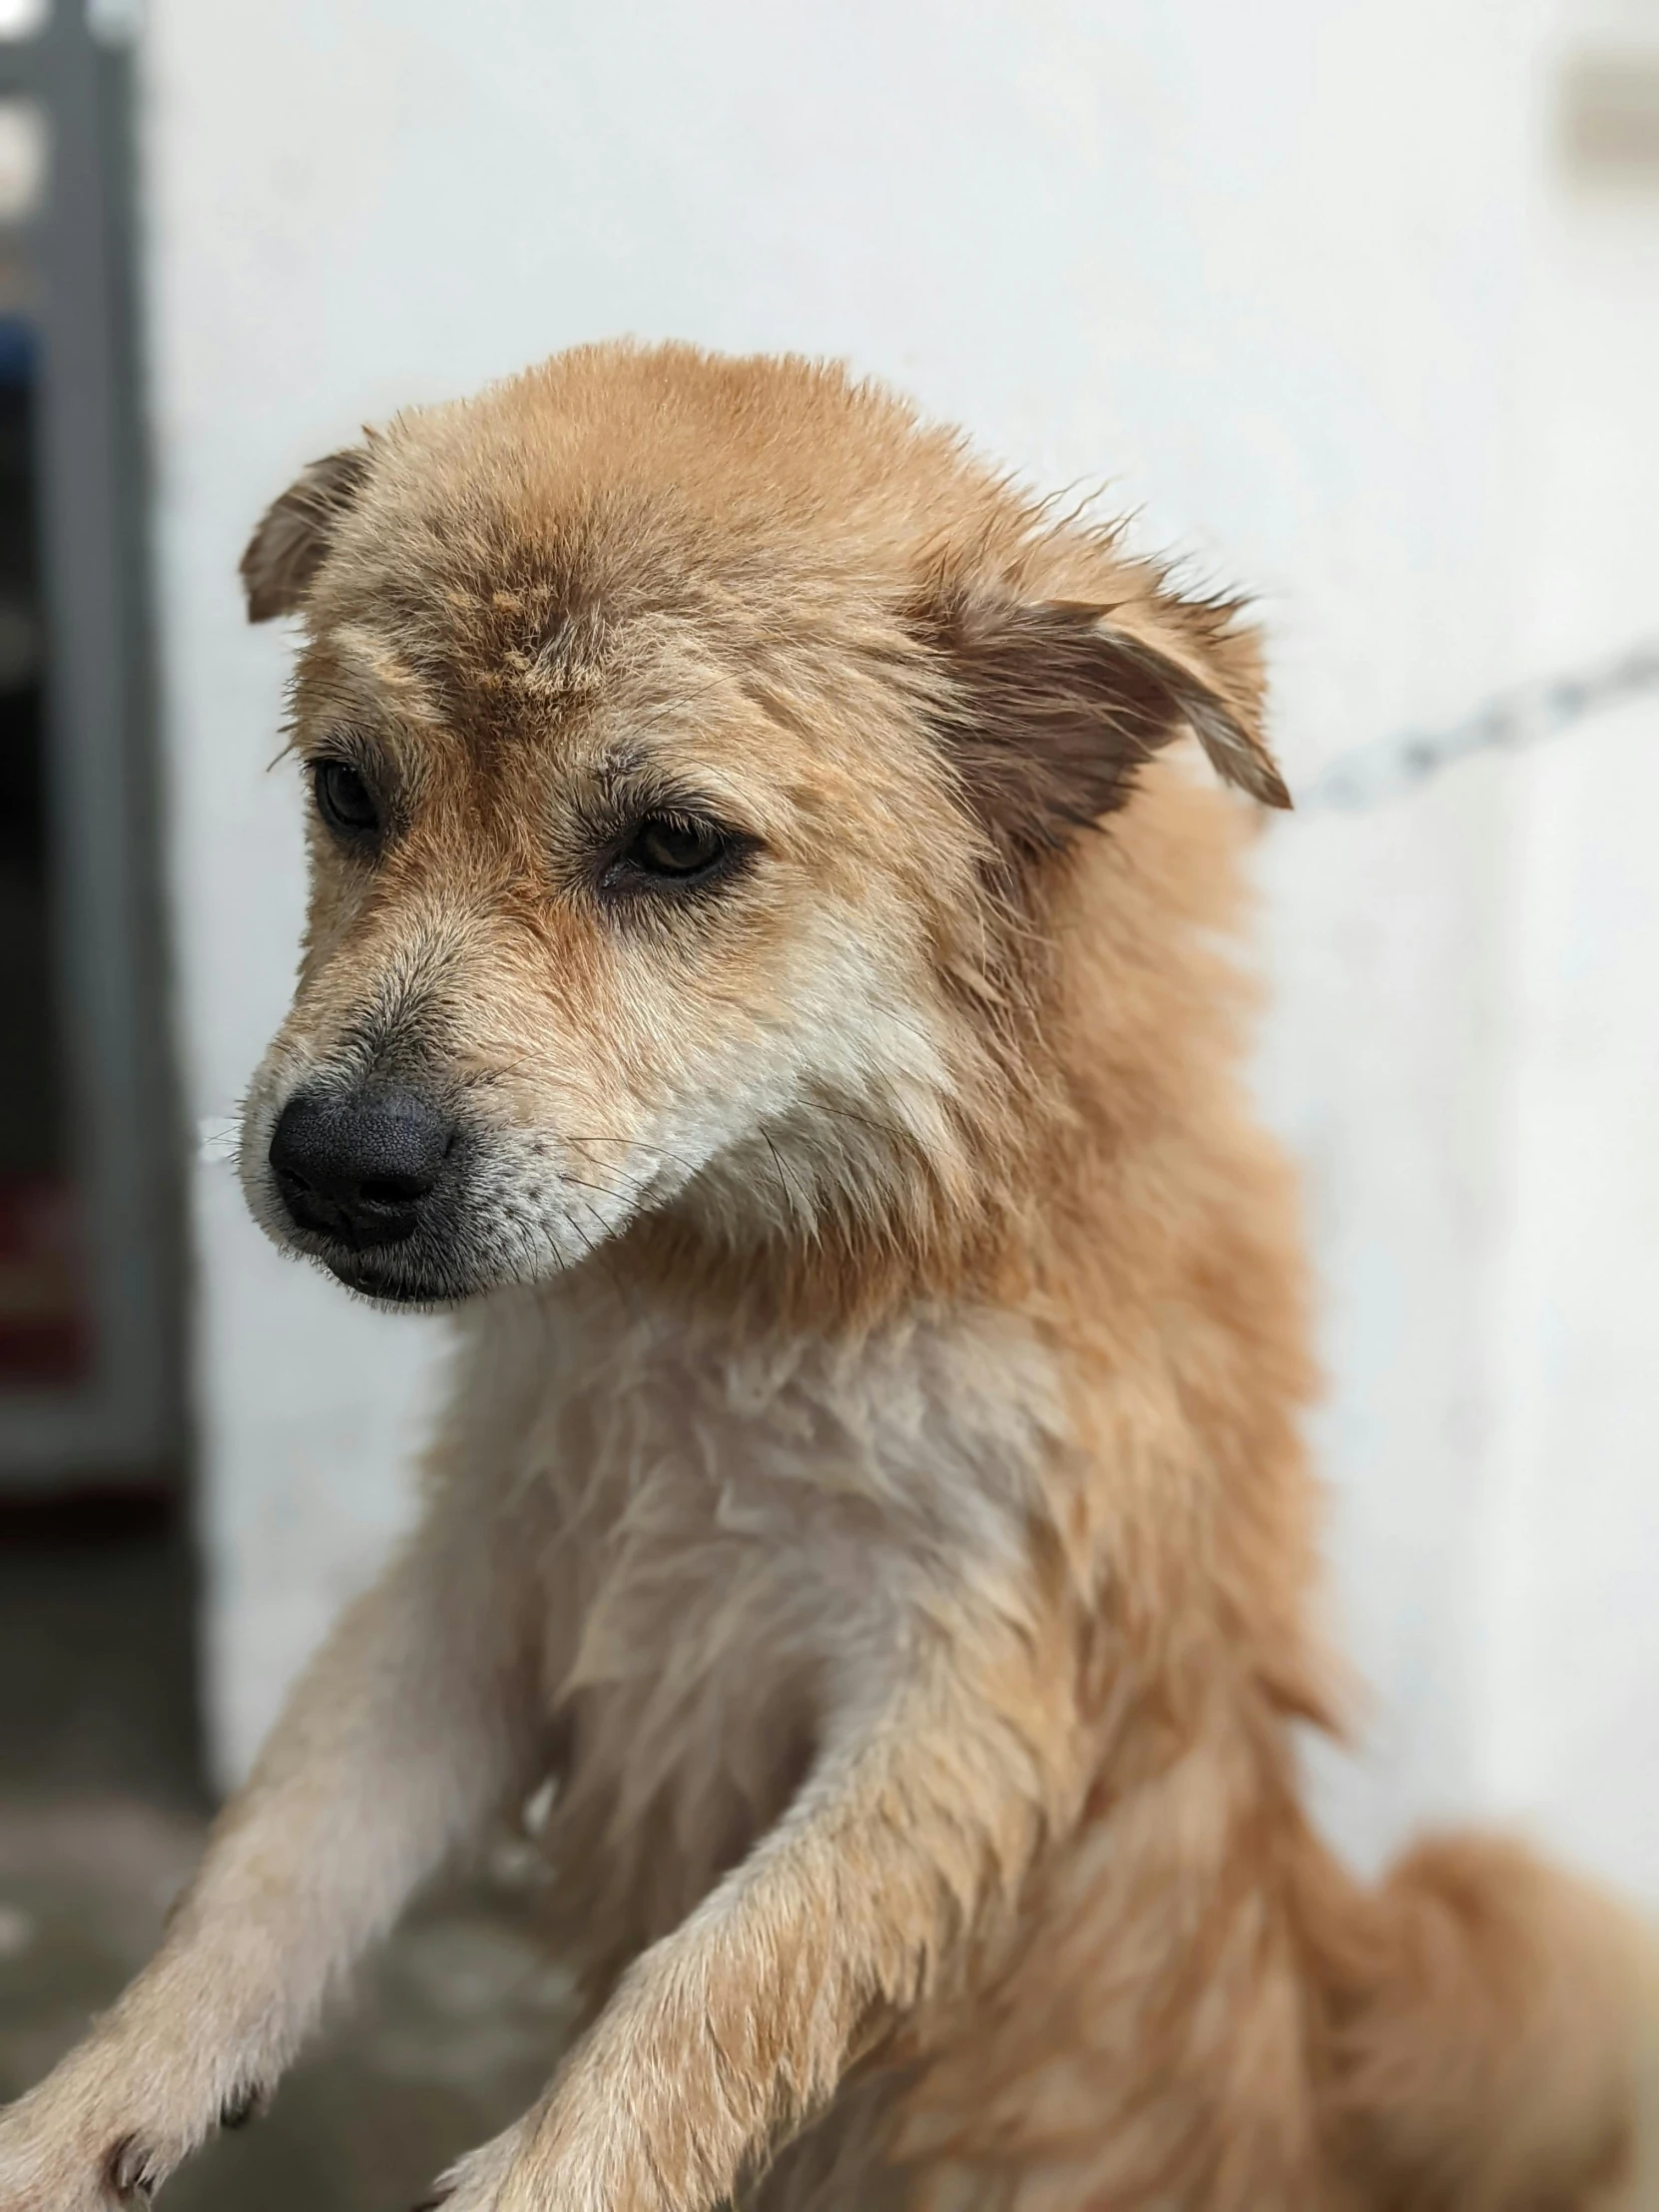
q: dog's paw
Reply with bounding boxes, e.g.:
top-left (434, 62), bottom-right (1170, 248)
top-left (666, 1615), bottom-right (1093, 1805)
top-left (0, 2101), bottom-right (194, 2211)
top-left (0, 2049), bottom-right (258, 2211)
top-left (414, 2118), bottom-right (532, 2212)
top-left (0, 2097), bottom-right (176, 2211)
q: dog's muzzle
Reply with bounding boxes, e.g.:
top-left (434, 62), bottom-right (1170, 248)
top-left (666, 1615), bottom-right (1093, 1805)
top-left (269, 1084), bottom-right (459, 1284)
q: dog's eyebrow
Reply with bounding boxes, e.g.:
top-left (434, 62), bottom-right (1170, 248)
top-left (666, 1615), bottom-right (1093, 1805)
top-left (323, 623), bottom-right (446, 729)
top-left (593, 746), bottom-right (743, 812)
top-left (574, 745), bottom-right (761, 840)
top-left (588, 743), bottom-right (652, 790)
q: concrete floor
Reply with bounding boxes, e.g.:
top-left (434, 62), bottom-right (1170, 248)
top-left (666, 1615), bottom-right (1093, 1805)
top-left (0, 1512), bottom-right (574, 2211)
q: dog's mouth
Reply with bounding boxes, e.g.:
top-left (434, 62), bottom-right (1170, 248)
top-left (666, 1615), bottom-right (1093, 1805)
top-left (244, 1071), bottom-right (661, 1306)
top-left (322, 1250), bottom-right (467, 1309)
top-left (269, 1214), bottom-right (482, 1308)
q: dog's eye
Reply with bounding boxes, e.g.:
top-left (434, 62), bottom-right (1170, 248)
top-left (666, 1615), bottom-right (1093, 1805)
top-left (610, 813), bottom-right (732, 885)
top-left (312, 759), bottom-right (379, 840)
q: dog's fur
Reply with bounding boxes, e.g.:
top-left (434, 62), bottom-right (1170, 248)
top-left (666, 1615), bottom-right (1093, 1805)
top-left (0, 342), bottom-right (1650, 2211)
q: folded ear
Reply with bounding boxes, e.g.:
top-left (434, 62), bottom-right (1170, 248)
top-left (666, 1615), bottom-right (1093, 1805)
top-left (916, 588), bottom-right (1289, 865)
top-left (240, 445), bottom-right (373, 622)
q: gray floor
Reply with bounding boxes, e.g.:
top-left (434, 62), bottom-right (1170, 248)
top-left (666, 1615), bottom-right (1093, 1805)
top-left (0, 1517), bottom-right (574, 2212)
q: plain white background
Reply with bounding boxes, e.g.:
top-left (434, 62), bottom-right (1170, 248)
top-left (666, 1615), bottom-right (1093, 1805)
top-left (138, 0), bottom-right (1659, 1901)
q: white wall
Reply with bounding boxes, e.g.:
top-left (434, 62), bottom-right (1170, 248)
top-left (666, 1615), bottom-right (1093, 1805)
top-left (139, 0), bottom-right (1656, 1900)
top-left (1476, 1), bottom-right (1659, 1899)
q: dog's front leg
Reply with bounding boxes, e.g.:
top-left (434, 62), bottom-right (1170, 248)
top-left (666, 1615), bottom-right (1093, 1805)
top-left (429, 1640), bottom-right (1069, 2212)
top-left (0, 1476), bottom-right (548, 2212)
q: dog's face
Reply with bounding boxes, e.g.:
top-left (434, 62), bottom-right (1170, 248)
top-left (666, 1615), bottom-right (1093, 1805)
top-left (238, 346), bottom-right (1283, 1310)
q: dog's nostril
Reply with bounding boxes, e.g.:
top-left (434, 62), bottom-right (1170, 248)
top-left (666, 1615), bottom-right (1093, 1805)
top-left (269, 1087), bottom-right (456, 1247)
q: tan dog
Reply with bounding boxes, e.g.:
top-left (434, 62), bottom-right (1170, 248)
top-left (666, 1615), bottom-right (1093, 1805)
top-left (0, 342), bottom-right (1649, 2211)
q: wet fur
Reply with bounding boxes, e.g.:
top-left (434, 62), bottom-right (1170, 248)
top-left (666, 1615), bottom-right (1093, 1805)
top-left (0, 342), bottom-right (1649, 2212)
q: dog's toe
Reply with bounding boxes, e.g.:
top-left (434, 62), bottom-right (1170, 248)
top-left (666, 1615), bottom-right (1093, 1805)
top-left (219, 2083), bottom-right (267, 2132)
top-left (106, 2133), bottom-right (161, 2204)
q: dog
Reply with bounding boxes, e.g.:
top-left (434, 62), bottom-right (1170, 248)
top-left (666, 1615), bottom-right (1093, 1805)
top-left (0, 341), bottom-right (1649, 2211)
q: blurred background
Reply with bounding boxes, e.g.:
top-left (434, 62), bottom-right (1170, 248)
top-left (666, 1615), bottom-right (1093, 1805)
top-left (0, 0), bottom-right (1655, 2202)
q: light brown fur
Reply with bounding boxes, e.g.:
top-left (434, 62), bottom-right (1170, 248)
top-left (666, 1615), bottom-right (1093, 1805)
top-left (0, 342), bottom-right (1650, 2212)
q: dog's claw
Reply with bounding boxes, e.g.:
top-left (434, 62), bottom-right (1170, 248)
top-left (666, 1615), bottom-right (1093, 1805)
top-left (220, 2084), bottom-right (264, 2130)
top-left (107, 2133), bottom-right (158, 2203)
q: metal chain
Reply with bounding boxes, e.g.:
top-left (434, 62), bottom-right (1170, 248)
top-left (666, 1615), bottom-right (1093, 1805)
top-left (1294, 639), bottom-right (1659, 812)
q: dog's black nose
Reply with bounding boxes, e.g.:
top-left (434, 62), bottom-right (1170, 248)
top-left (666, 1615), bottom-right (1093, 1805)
top-left (269, 1088), bottom-right (454, 1250)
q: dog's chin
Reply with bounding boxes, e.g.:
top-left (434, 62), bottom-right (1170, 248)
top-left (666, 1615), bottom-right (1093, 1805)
top-left (331, 1263), bottom-right (467, 1312)
top-left (301, 1244), bottom-right (490, 1314)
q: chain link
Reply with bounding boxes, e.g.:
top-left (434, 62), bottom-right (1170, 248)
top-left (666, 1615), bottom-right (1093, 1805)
top-left (1293, 640), bottom-right (1659, 812)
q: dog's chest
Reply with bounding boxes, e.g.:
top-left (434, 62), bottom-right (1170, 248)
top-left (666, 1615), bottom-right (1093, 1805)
top-left (486, 1287), bottom-right (1062, 1952)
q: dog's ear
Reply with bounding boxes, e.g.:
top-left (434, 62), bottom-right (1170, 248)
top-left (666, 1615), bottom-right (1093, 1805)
top-left (916, 587), bottom-right (1289, 865)
top-left (240, 445), bottom-right (373, 623)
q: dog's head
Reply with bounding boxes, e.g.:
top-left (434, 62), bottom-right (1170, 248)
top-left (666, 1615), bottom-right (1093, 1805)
top-left (238, 343), bottom-right (1285, 1312)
